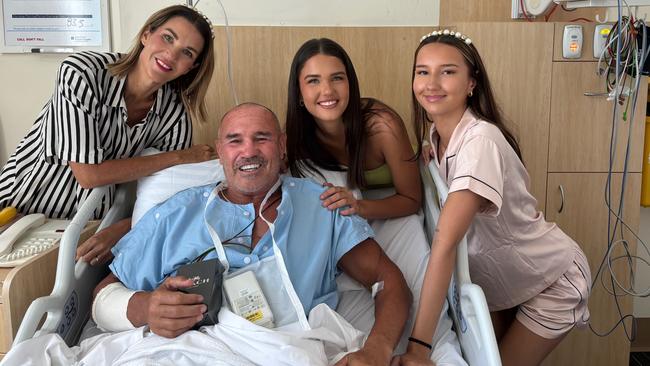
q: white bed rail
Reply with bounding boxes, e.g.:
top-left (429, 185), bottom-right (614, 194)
top-left (13, 183), bottom-right (135, 346)
top-left (420, 162), bottom-right (501, 366)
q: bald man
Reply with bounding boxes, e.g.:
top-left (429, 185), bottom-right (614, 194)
top-left (92, 103), bottom-right (411, 365)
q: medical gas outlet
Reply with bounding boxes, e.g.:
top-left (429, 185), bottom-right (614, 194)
top-left (563, 25), bottom-right (583, 59)
top-left (594, 24), bottom-right (612, 59)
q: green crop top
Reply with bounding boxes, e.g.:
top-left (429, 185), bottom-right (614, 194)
top-left (363, 164), bottom-right (394, 189)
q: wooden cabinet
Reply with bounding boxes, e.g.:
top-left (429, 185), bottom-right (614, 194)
top-left (544, 173), bottom-right (640, 366)
top-left (0, 247), bottom-right (59, 359)
top-left (549, 62), bottom-right (645, 173)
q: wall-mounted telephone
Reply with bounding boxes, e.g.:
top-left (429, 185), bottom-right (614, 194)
top-left (0, 214), bottom-right (69, 267)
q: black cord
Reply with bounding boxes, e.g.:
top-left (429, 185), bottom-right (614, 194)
top-left (589, 314), bottom-right (635, 337)
top-left (194, 192), bottom-right (282, 262)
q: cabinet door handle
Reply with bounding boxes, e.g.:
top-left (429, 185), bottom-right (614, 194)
top-left (583, 91), bottom-right (609, 97)
top-left (558, 185), bottom-right (565, 213)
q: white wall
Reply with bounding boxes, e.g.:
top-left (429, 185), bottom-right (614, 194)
top-left (0, 0), bottom-right (439, 164)
top-left (607, 5), bottom-right (650, 20)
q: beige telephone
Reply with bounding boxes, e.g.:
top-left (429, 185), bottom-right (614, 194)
top-left (0, 214), bottom-right (68, 267)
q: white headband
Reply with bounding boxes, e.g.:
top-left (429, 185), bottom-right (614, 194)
top-left (420, 29), bottom-right (472, 45)
top-left (181, 3), bottom-right (215, 39)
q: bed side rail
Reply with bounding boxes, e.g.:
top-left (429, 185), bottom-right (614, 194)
top-left (420, 162), bottom-right (500, 366)
top-left (13, 183), bottom-right (135, 346)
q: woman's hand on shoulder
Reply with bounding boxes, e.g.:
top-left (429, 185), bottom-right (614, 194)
top-left (320, 182), bottom-right (361, 216)
top-left (177, 144), bottom-right (215, 164)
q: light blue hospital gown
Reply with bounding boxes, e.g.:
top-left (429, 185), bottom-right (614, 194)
top-left (110, 175), bottom-right (374, 314)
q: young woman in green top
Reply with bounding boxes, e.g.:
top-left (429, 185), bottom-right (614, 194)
top-left (285, 38), bottom-right (421, 219)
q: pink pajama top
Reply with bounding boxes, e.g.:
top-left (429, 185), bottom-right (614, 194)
top-left (429, 108), bottom-right (581, 311)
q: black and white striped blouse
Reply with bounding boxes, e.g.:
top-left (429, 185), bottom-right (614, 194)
top-left (0, 51), bottom-right (192, 219)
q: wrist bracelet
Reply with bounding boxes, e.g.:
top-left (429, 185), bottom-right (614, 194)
top-left (408, 336), bottom-right (432, 350)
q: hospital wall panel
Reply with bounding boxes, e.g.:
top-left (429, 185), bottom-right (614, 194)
top-left (0, 0), bottom-right (439, 166)
top-left (199, 24), bottom-right (553, 211)
top-left (197, 26), bottom-right (429, 144)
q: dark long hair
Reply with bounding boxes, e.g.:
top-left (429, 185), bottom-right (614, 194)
top-left (412, 32), bottom-right (522, 162)
top-left (286, 38), bottom-right (377, 189)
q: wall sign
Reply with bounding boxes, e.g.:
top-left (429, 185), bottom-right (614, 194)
top-left (0, 0), bottom-right (110, 53)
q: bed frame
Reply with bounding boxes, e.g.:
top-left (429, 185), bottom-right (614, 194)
top-left (420, 163), bottom-right (500, 365)
top-left (12, 165), bottom-right (499, 365)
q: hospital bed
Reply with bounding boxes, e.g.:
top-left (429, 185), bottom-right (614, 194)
top-left (10, 162), bottom-right (499, 365)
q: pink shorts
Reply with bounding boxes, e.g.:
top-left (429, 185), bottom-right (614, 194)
top-left (516, 250), bottom-right (591, 339)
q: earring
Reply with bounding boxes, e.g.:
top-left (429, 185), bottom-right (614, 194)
top-left (468, 90), bottom-right (473, 97)
top-left (299, 100), bottom-right (304, 107)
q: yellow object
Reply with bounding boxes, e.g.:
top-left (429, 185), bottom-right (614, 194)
top-left (0, 207), bottom-right (17, 227)
top-left (642, 117), bottom-right (650, 206)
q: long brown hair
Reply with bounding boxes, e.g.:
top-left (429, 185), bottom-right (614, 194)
top-left (412, 32), bottom-right (522, 161)
top-left (108, 5), bottom-right (215, 124)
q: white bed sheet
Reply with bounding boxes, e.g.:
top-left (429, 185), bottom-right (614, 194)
top-left (2, 305), bottom-right (364, 366)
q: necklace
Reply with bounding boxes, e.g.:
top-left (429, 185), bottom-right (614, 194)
top-left (218, 189), bottom-right (250, 216)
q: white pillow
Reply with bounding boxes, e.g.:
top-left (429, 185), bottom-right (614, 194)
top-left (131, 155), bottom-right (363, 227)
top-left (131, 148), bottom-right (224, 227)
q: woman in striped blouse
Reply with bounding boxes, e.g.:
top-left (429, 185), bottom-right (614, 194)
top-left (0, 5), bottom-right (216, 265)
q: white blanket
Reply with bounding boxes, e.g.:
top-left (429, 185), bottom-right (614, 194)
top-left (3, 305), bottom-right (365, 366)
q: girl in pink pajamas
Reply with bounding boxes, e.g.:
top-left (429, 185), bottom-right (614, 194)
top-left (392, 30), bottom-right (591, 366)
